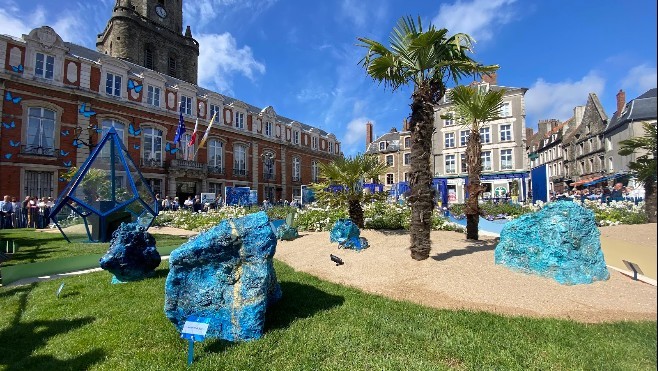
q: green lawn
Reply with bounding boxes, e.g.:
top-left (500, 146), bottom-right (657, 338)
top-left (0, 260), bottom-right (655, 370)
top-left (0, 229), bottom-right (190, 267)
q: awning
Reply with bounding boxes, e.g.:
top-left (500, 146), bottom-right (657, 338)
top-left (583, 173), bottom-right (627, 187)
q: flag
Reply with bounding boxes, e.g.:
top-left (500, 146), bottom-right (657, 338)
top-left (198, 112), bottom-right (217, 149)
top-left (188, 118), bottom-right (199, 147)
top-left (173, 105), bottom-right (186, 144)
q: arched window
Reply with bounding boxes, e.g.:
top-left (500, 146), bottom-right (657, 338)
top-left (292, 157), bottom-right (300, 182)
top-left (233, 144), bottom-right (247, 176)
top-left (101, 119), bottom-right (125, 158)
top-left (208, 139), bottom-right (224, 172)
top-left (311, 160), bottom-right (319, 183)
top-left (27, 107), bottom-right (56, 155)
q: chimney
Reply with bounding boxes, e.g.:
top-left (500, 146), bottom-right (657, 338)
top-left (573, 106), bottom-right (585, 126)
top-left (365, 121), bottom-right (373, 145)
top-left (481, 72), bottom-right (497, 85)
top-left (616, 89), bottom-right (626, 114)
top-left (525, 128), bottom-right (534, 140)
top-left (402, 119), bottom-right (410, 131)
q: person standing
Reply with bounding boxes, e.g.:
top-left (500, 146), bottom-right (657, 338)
top-left (0, 195), bottom-right (12, 229)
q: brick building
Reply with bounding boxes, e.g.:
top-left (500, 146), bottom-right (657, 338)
top-left (0, 2), bottom-right (339, 203)
top-left (364, 121), bottom-right (411, 191)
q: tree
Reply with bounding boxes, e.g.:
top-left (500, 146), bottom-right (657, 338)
top-left (447, 85), bottom-right (505, 240)
top-left (312, 154), bottom-right (387, 228)
top-left (358, 16), bottom-right (497, 260)
top-left (618, 122), bottom-right (657, 223)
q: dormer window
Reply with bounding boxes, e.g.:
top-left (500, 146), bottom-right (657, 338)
top-left (379, 142), bottom-right (386, 150)
top-left (105, 72), bottom-right (122, 97)
top-left (35, 52), bottom-right (54, 79)
top-left (265, 121), bottom-right (272, 136)
top-left (293, 130), bottom-right (300, 145)
top-left (235, 112), bottom-right (245, 130)
top-left (328, 142), bottom-right (334, 154)
top-left (180, 95), bottom-right (192, 115)
top-left (312, 137), bottom-right (318, 150)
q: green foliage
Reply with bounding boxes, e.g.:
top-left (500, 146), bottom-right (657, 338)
top-left (446, 85), bottom-right (506, 130)
top-left (294, 204), bottom-right (349, 232)
top-left (618, 122), bottom-right (657, 185)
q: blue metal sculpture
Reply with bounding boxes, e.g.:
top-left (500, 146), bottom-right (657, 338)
top-left (50, 127), bottom-right (159, 242)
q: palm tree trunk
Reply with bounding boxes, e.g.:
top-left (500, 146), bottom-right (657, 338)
top-left (348, 199), bottom-right (365, 228)
top-left (646, 178), bottom-right (657, 223)
top-left (465, 126), bottom-right (483, 240)
top-left (408, 83), bottom-right (437, 260)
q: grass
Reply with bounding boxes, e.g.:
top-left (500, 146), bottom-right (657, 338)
top-left (0, 260), bottom-right (656, 370)
top-left (0, 229), bottom-right (189, 267)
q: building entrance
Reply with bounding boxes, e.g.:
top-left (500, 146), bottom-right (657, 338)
top-left (176, 181), bottom-right (197, 206)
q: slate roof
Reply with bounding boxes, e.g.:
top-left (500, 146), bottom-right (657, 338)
top-left (64, 42), bottom-right (331, 136)
top-left (605, 88), bottom-right (657, 133)
top-left (365, 129), bottom-right (409, 154)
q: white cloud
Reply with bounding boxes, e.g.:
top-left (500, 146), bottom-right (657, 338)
top-left (184, 0), bottom-right (278, 30)
top-left (432, 0), bottom-right (517, 42)
top-left (341, 117), bottom-right (374, 154)
top-left (525, 72), bottom-right (606, 124)
top-left (339, 0), bottom-right (387, 29)
top-left (621, 64), bottom-right (657, 93)
top-left (196, 32), bottom-right (265, 94)
top-left (296, 87), bottom-right (329, 102)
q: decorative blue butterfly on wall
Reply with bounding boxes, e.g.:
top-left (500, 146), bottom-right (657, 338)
top-left (4, 154), bottom-right (12, 159)
top-left (165, 142), bottom-right (179, 154)
top-left (63, 160), bottom-right (72, 168)
top-left (79, 102), bottom-right (97, 117)
top-left (10, 64), bottom-right (24, 73)
top-left (59, 177), bottom-right (66, 182)
top-left (133, 144), bottom-right (140, 150)
top-left (2, 121), bottom-right (15, 129)
top-left (60, 149), bottom-right (70, 157)
top-left (5, 92), bottom-right (22, 104)
top-left (61, 130), bottom-right (70, 136)
top-left (9, 140), bottom-right (20, 147)
top-left (128, 123), bottom-right (142, 136)
top-left (127, 79), bottom-right (143, 93)
top-left (72, 139), bottom-right (84, 148)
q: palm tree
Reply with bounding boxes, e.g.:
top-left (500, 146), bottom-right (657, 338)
top-left (618, 122), bottom-right (657, 223)
top-left (358, 16), bottom-right (497, 260)
top-left (447, 85), bottom-right (505, 240)
top-left (312, 154), bottom-right (387, 228)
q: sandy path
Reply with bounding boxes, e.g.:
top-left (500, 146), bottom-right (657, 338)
top-left (275, 230), bottom-right (657, 323)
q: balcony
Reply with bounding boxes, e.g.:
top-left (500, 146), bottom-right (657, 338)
top-left (208, 166), bottom-right (225, 175)
top-left (141, 157), bottom-right (163, 168)
top-left (233, 168), bottom-right (249, 177)
top-left (21, 145), bottom-right (58, 157)
top-left (170, 159), bottom-right (207, 172)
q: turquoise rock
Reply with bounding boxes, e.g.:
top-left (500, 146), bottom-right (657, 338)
top-left (330, 219), bottom-right (368, 251)
top-left (494, 201), bottom-right (609, 285)
top-left (164, 211), bottom-right (281, 341)
top-left (99, 222), bottom-right (161, 283)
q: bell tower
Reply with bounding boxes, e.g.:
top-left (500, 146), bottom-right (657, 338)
top-left (96, 0), bottom-right (199, 85)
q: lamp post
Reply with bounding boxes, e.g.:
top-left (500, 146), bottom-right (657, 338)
top-left (73, 124), bottom-right (97, 150)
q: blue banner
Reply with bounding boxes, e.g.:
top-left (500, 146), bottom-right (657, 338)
top-left (531, 165), bottom-right (549, 203)
top-left (225, 187), bottom-right (251, 206)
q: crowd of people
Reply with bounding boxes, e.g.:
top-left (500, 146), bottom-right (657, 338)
top-left (552, 182), bottom-right (644, 204)
top-left (0, 195), bottom-right (55, 229)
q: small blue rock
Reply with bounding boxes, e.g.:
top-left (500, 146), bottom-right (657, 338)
top-left (164, 211), bottom-right (281, 342)
top-left (330, 219), bottom-right (368, 251)
top-left (99, 222), bottom-right (161, 283)
top-left (494, 201), bottom-right (609, 285)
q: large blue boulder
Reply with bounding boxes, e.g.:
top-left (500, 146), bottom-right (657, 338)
top-left (330, 219), bottom-right (368, 251)
top-left (494, 201), bottom-right (609, 285)
top-left (99, 222), bottom-right (161, 283)
top-left (164, 211), bottom-right (281, 342)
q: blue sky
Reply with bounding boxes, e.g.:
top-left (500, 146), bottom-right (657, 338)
top-left (1, 0), bottom-right (656, 156)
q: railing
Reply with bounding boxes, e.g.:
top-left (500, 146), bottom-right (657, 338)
top-left (170, 159), bottom-right (207, 171)
top-left (233, 168), bottom-right (248, 177)
top-left (141, 157), bottom-right (162, 168)
top-left (20, 145), bottom-right (58, 157)
top-left (208, 166), bottom-right (225, 175)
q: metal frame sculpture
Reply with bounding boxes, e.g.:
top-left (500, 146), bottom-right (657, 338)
top-left (50, 127), bottom-right (159, 243)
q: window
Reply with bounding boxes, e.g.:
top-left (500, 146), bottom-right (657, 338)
top-left (500, 102), bottom-right (511, 117)
top-left (404, 172), bottom-right (409, 182)
top-left (379, 142), bottom-right (386, 150)
top-left (481, 151), bottom-right (492, 171)
top-left (460, 153), bottom-right (468, 173)
top-left (386, 155), bottom-right (393, 166)
top-left (479, 127), bottom-right (490, 144)
top-left (233, 144), bottom-right (247, 176)
top-left (265, 121), bottom-right (273, 137)
top-left (404, 153), bottom-right (410, 165)
top-left (263, 153), bottom-right (275, 180)
top-left (312, 161), bottom-right (319, 183)
top-left (608, 157), bottom-right (613, 172)
top-left (578, 143), bottom-right (584, 155)
top-left (180, 95), bottom-right (192, 115)
top-left (328, 142), bottom-right (334, 154)
top-left (460, 130), bottom-right (469, 147)
top-left (147, 86), bottom-right (160, 107)
top-left (293, 130), bottom-right (300, 145)
top-left (445, 132), bottom-right (455, 148)
top-left (500, 124), bottom-right (512, 141)
top-left (312, 136), bottom-right (318, 150)
top-left (26, 107), bottom-right (56, 155)
top-left (209, 104), bottom-right (221, 120)
top-left (235, 112), bottom-right (245, 130)
top-left (292, 157), bottom-right (301, 181)
top-left (101, 119), bottom-right (125, 158)
top-left (35, 52), bottom-right (54, 79)
top-left (146, 178), bottom-right (162, 195)
top-left (208, 139), bottom-right (223, 171)
top-left (208, 182), bottom-right (222, 197)
top-left (143, 127), bottom-right (163, 164)
top-left (144, 46), bottom-right (154, 70)
top-left (500, 149), bottom-right (513, 170)
top-left (168, 55), bottom-right (177, 78)
top-left (445, 154), bottom-right (456, 174)
top-left (105, 72), bottom-right (122, 97)
top-left (24, 171), bottom-right (54, 199)
top-left (179, 133), bottom-right (194, 161)
top-left (444, 112), bottom-right (454, 126)
top-left (404, 137), bottom-right (411, 148)
top-left (386, 173), bottom-right (394, 185)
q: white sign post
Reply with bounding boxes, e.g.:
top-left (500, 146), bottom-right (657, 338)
top-left (181, 316), bottom-right (211, 365)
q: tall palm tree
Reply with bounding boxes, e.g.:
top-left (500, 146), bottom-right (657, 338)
top-left (313, 154), bottom-right (387, 228)
top-left (618, 122), bottom-right (657, 223)
top-left (447, 85), bottom-right (505, 240)
top-left (358, 16), bottom-right (497, 260)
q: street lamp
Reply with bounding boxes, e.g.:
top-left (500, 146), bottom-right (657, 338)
top-left (73, 124), bottom-right (97, 149)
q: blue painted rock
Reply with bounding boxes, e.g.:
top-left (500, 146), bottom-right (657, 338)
top-left (99, 222), bottom-right (161, 283)
top-left (276, 224), bottom-right (299, 241)
top-left (494, 201), bottom-right (609, 285)
top-left (330, 219), bottom-right (368, 251)
top-left (164, 211), bottom-right (281, 342)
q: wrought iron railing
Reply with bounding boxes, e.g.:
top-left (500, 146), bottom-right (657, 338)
top-left (233, 168), bottom-right (248, 177)
top-left (20, 145), bottom-right (57, 157)
top-left (170, 159), bottom-right (206, 171)
top-left (208, 166), bottom-right (225, 175)
top-left (141, 157), bottom-right (162, 168)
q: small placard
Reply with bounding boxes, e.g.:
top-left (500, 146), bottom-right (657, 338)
top-left (181, 316), bottom-right (211, 341)
top-left (622, 260), bottom-right (643, 275)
